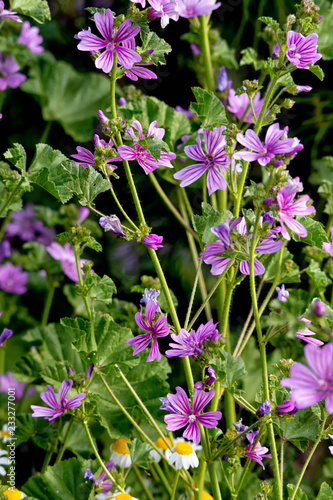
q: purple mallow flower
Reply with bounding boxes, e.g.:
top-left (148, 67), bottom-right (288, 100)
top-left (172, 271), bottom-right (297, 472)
top-left (234, 123), bottom-right (296, 167)
top-left (295, 316), bottom-right (323, 347)
top-left (85, 460), bottom-right (115, 493)
top-left (233, 419), bottom-right (248, 433)
top-left (177, 0), bottom-right (221, 18)
top-left (246, 430), bottom-right (271, 469)
top-left (277, 178), bottom-right (315, 241)
top-left (276, 400), bottom-right (298, 416)
top-left (162, 386), bottom-right (222, 444)
top-left (314, 299), bottom-right (326, 317)
top-left (127, 299), bottom-right (170, 362)
top-left (140, 288), bottom-right (161, 308)
top-left (6, 203), bottom-right (53, 245)
top-left (0, 1), bottom-right (21, 22)
top-left (165, 319), bottom-right (220, 358)
top-left (31, 379), bottom-right (86, 421)
top-left (0, 372), bottom-right (35, 400)
top-left (99, 215), bottom-right (126, 238)
top-left (0, 263), bottom-right (28, 294)
top-left (257, 400), bottom-right (272, 418)
top-left (0, 53), bottom-right (26, 91)
top-left (46, 242), bottom-right (91, 282)
top-left (0, 328), bottom-right (12, 348)
top-left (323, 226), bottom-right (333, 257)
top-left (71, 134), bottom-right (120, 169)
top-left (227, 89), bottom-right (264, 124)
top-left (142, 234), bottom-right (163, 250)
top-left (276, 284), bottom-right (289, 302)
top-left (174, 126), bottom-right (230, 196)
top-left (194, 366), bottom-right (217, 390)
top-left (118, 120), bottom-right (176, 175)
top-left (286, 31), bottom-right (322, 69)
top-left (18, 21), bottom-right (44, 54)
top-left (148, 0), bottom-right (179, 28)
top-left (76, 9), bottom-right (141, 74)
top-left (281, 343), bottom-right (333, 413)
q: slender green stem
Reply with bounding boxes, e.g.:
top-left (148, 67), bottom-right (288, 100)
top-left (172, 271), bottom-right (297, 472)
top-left (41, 448), bottom-right (53, 474)
top-left (219, 460), bottom-right (232, 492)
top-left (195, 459), bottom-right (207, 500)
top-left (116, 364), bottom-right (171, 450)
top-left (280, 438), bottom-right (285, 495)
top-left (0, 177), bottom-right (24, 219)
top-left (0, 348), bottom-right (5, 376)
top-left (83, 419), bottom-right (125, 492)
top-left (133, 464), bottom-right (154, 500)
top-left (207, 461), bottom-right (222, 500)
top-left (199, 16), bottom-right (214, 91)
top-left (212, 419), bottom-right (260, 460)
top-left (55, 418), bottom-right (74, 464)
top-left (73, 245), bottom-right (92, 321)
top-left (39, 121), bottom-right (52, 144)
top-left (184, 260), bottom-right (204, 330)
top-left (233, 459), bottom-right (251, 498)
top-left (290, 414), bottom-right (328, 500)
top-left (170, 470), bottom-right (181, 500)
top-left (153, 463), bottom-right (173, 496)
top-left (41, 282), bottom-right (55, 326)
top-left (0, 212), bottom-right (11, 244)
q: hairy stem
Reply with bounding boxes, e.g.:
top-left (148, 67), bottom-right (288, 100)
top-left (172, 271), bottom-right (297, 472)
top-left (55, 418), bottom-right (74, 464)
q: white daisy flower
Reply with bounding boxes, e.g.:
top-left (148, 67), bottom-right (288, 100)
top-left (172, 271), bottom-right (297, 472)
top-left (96, 491), bottom-right (139, 500)
top-left (1, 424), bottom-right (13, 444)
top-left (0, 449), bottom-right (9, 476)
top-left (149, 436), bottom-right (172, 463)
top-left (167, 439), bottom-right (201, 470)
top-left (110, 438), bottom-right (132, 468)
top-left (3, 488), bottom-right (27, 499)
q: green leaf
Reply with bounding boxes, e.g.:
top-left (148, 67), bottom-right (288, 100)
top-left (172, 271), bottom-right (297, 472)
top-left (210, 349), bottom-right (247, 389)
top-left (190, 87), bottom-right (228, 128)
top-left (21, 56), bottom-right (110, 141)
top-left (141, 31), bottom-right (172, 65)
top-left (287, 484), bottom-right (308, 500)
top-left (258, 16), bottom-right (280, 30)
top-left (128, 439), bottom-right (154, 469)
top-left (11, 0), bottom-right (51, 23)
top-left (316, 482), bottom-right (333, 499)
top-left (214, 39), bottom-right (238, 69)
top-left (60, 422), bottom-right (94, 458)
top-left (263, 247), bottom-right (301, 284)
top-left (84, 236), bottom-right (102, 253)
top-left (274, 408), bottom-right (320, 451)
top-left (86, 274), bottom-right (117, 304)
top-left (308, 64), bottom-right (325, 81)
top-left (239, 48), bottom-right (266, 71)
top-left (15, 414), bottom-right (53, 449)
top-left (22, 458), bottom-right (93, 499)
top-left (139, 136), bottom-right (170, 161)
top-left (307, 260), bottom-right (332, 289)
top-left (192, 203), bottom-right (233, 246)
top-left (317, 2), bottom-right (333, 60)
top-left (3, 143), bottom-right (27, 173)
top-left (292, 217), bottom-right (328, 248)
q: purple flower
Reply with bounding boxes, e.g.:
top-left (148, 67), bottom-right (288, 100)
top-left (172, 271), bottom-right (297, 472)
top-left (296, 85), bottom-right (312, 93)
top-left (233, 419), bottom-right (248, 433)
top-left (31, 379), bottom-right (86, 421)
top-left (234, 123), bottom-right (296, 167)
top-left (190, 43), bottom-right (200, 56)
top-left (286, 31), bottom-right (322, 69)
top-left (276, 181), bottom-right (315, 240)
top-left (127, 300), bottom-right (170, 362)
top-left (76, 9), bottom-right (141, 73)
top-left (194, 366), bottom-right (217, 390)
top-left (140, 288), bottom-right (161, 309)
top-left (276, 400), bottom-right (298, 416)
top-left (0, 53), bottom-right (26, 91)
top-left (162, 386), bottom-right (222, 444)
top-left (165, 319), bottom-right (220, 358)
top-left (0, 329), bottom-right (12, 348)
top-left (175, 106), bottom-right (196, 119)
top-left (0, 372), bottom-right (35, 400)
top-left (18, 21), bottom-right (44, 54)
top-left (280, 343), bottom-right (333, 413)
top-left (314, 299), bottom-right (326, 317)
top-left (276, 284), bottom-right (289, 302)
top-left (85, 461), bottom-right (115, 493)
top-left (295, 317), bottom-right (323, 347)
top-left (227, 89), bottom-right (264, 124)
top-left (173, 126), bottom-right (230, 196)
top-left (218, 66), bottom-right (231, 93)
top-left (6, 203), bottom-right (53, 245)
top-left (124, 64), bottom-right (157, 81)
top-left (99, 215), bottom-right (126, 238)
top-left (256, 400), bottom-right (272, 418)
top-left (263, 212), bottom-right (275, 225)
top-left (0, 262), bottom-right (28, 294)
top-left (0, 239), bottom-right (11, 262)
top-left (323, 227), bottom-right (333, 257)
top-left (148, 0), bottom-right (179, 28)
top-left (118, 120), bottom-right (176, 174)
top-left (0, 1), bottom-right (21, 22)
top-left (77, 207), bottom-right (90, 224)
top-left (86, 364), bottom-right (94, 378)
top-left (142, 234), bottom-right (163, 250)
top-left (177, 0), bottom-right (221, 18)
top-left (71, 135), bottom-right (120, 169)
top-left (118, 97), bottom-right (127, 106)
top-left (46, 242), bottom-right (91, 282)
top-left (246, 430), bottom-right (272, 469)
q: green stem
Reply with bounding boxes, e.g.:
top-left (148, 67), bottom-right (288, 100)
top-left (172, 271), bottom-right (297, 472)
top-left (184, 260), bottom-right (204, 330)
top-left (133, 464), bottom-right (154, 500)
top-left (207, 461), bottom-right (222, 500)
top-left (153, 463), bottom-right (173, 496)
top-left (41, 448), bottom-right (53, 473)
top-left (41, 282), bottom-right (55, 326)
top-left (280, 438), bottom-right (285, 495)
top-left (39, 121), bottom-right (52, 144)
top-left (212, 419), bottom-right (260, 460)
top-left (233, 459), bottom-right (251, 498)
top-left (199, 15), bottom-right (214, 91)
top-left (73, 245), bottom-right (92, 321)
top-left (195, 459), bottom-right (207, 500)
top-left (0, 177), bottom-right (24, 219)
top-left (0, 213), bottom-right (11, 244)
top-left (290, 414), bottom-right (328, 500)
top-left (55, 418), bottom-right (74, 464)
top-left (170, 470), bottom-right (181, 500)
top-left (219, 460), bottom-right (232, 493)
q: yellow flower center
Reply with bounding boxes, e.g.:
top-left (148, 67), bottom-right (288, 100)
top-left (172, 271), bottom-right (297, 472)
top-left (112, 438), bottom-right (131, 455)
top-left (1, 430), bottom-right (11, 438)
top-left (191, 492), bottom-right (214, 500)
top-left (107, 494), bottom-right (132, 500)
top-left (155, 437), bottom-right (172, 450)
top-left (174, 442), bottom-right (193, 455)
top-left (3, 488), bottom-right (22, 500)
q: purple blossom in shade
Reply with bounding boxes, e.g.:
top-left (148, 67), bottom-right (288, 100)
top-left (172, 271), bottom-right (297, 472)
top-left (227, 89), bottom-right (264, 124)
top-left (99, 215), bottom-right (126, 238)
top-left (234, 123), bottom-right (296, 167)
top-left (0, 263), bottom-right (28, 294)
top-left (76, 9), bottom-right (141, 74)
top-left (0, 1), bottom-right (21, 22)
top-left (18, 21), bottom-right (44, 54)
top-left (31, 379), bottom-right (86, 421)
top-left (276, 182), bottom-right (315, 241)
top-left (142, 234), bottom-right (164, 250)
top-left (257, 400), bottom-right (272, 418)
top-left (148, 0), bottom-right (179, 28)
top-left (127, 299), bottom-right (170, 362)
top-left (276, 400), bottom-right (298, 416)
top-left (118, 120), bottom-right (176, 175)
top-left (314, 299), bottom-right (327, 317)
top-left (77, 207), bottom-right (90, 225)
top-left (276, 284), bottom-right (289, 302)
top-left (0, 372), bottom-right (35, 400)
top-left (246, 430), bottom-right (272, 469)
top-left (0, 239), bottom-right (11, 262)
top-left (323, 226), bottom-right (333, 257)
top-left (295, 317), bottom-right (324, 347)
top-left (84, 469), bottom-right (98, 487)
top-left (71, 135), bottom-right (120, 169)
top-left (0, 328), bottom-right (12, 347)
top-left (190, 43), bottom-right (200, 56)
top-left (286, 31), bottom-right (322, 69)
top-left (263, 212), bottom-right (275, 225)
top-left (173, 126), bottom-right (231, 196)
top-left (165, 319), bottom-right (221, 358)
top-left (162, 386), bottom-right (222, 444)
top-left (119, 97), bottom-right (127, 106)
top-left (218, 66), bottom-right (232, 93)
top-left (195, 366), bottom-right (217, 390)
top-left (233, 419), bottom-right (248, 433)
top-left (296, 85), bottom-right (312, 93)
top-left (280, 343), bottom-right (333, 413)
top-left (177, 0), bottom-right (221, 18)
top-left (175, 106), bottom-right (196, 119)
top-left (46, 242), bottom-right (90, 282)
top-left (140, 288), bottom-right (161, 309)
top-left (0, 53), bottom-right (26, 91)
top-left (5, 203), bottom-right (53, 245)
top-left (272, 42), bottom-right (281, 58)
top-left (86, 364), bottom-right (94, 378)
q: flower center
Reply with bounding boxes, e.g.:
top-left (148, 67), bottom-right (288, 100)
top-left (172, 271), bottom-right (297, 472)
top-left (204, 156), bottom-right (215, 169)
top-left (155, 436), bottom-right (172, 450)
top-left (174, 442), bottom-right (194, 455)
top-left (3, 489), bottom-right (22, 500)
top-left (107, 494), bottom-right (132, 500)
top-left (106, 41), bottom-right (116, 51)
top-left (112, 438), bottom-right (131, 455)
top-left (288, 44), bottom-right (301, 59)
top-left (0, 430), bottom-right (11, 438)
top-left (188, 414), bottom-right (196, 423)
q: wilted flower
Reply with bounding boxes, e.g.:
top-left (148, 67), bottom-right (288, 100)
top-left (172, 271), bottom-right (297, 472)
top-left (286, 31), bottom-right (322, 69)
top-left (276, 284), bottom-right (289, 302)
top-left (18, 21), bottom-right (44, 54)
top-left (99, 215), bottom-right (126, 237)
top-left (0, 263), bottom-right (28, 294)
top-left (142, 234), bottom-right (164, 250)
top-left (0, 53), bottom-right (26, 91)
top-left (140, 288), bottom-right (161, 308)
top-left (246, 430), bottom-right (272, 469)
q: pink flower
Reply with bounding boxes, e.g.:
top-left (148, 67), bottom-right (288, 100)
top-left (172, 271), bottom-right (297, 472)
top-left (0, 1), bottom-right (21, 22)
top-left (246, 430), bottom-right (271, 469)
top-left (286, 31), bottom-right (322, 69)
top-left (0, 53), bottom-right (26, 91)
top-left (46, 242), bottom-right (91, 282)
top-left (18, 21), bottom-right (44, 54)
top-left (177, 0), bottom-right (221, 18)
top-left (227, 89), bottom-right (264, 124)
top-left (142, 234), bottom-right (164, 250)
top-left (148, 0), bottom-right (179, 28)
